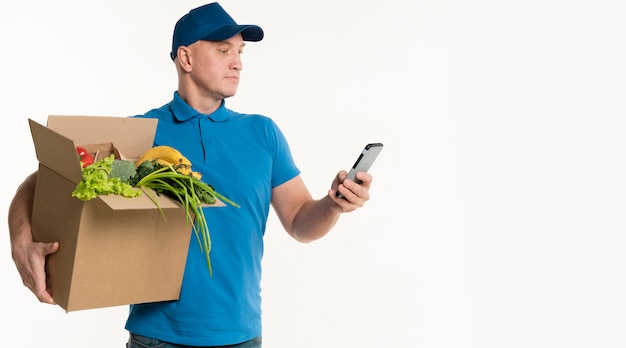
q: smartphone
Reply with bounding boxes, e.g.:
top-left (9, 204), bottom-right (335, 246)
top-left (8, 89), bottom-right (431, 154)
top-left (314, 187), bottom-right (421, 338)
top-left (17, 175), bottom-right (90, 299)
top-left (336, 142), bottom-right (384, 198)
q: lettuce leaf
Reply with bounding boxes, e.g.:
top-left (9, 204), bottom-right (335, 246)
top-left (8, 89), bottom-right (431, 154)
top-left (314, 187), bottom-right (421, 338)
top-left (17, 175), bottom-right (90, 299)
top-left (71, 154), bottom-right (142, 201)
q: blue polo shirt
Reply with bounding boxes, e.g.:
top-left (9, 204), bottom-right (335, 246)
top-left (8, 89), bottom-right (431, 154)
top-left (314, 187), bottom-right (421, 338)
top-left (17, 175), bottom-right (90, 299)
top-left (125, 92), bottom-right (300, 346)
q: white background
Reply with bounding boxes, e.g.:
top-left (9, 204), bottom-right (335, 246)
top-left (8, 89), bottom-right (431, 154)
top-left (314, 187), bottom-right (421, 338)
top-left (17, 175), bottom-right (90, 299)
top-left (1, 1), bottom-right (625, 347)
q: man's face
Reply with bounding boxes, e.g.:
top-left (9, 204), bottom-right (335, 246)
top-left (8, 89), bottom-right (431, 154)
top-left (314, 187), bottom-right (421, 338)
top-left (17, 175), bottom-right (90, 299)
top-left (186, 34), bottom-right (246, 100)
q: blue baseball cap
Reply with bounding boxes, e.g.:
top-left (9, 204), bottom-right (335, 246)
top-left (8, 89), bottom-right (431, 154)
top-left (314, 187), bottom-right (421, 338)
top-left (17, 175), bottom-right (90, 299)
top-left (170, 2), bottom-right (264, 60)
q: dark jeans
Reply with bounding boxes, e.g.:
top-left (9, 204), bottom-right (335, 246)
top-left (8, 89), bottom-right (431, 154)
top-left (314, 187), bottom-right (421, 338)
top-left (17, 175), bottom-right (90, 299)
top-left (127, 333), bottom-right (262, 348)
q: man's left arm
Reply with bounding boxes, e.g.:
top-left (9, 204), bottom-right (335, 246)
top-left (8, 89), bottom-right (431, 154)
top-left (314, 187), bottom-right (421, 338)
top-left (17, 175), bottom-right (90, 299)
top-left (271, 171), bottom-right (372, 243)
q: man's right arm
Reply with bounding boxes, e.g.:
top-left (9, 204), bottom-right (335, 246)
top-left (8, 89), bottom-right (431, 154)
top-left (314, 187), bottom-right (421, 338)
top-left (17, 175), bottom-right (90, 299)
top-left (8, 172), bottom-right (59, 304)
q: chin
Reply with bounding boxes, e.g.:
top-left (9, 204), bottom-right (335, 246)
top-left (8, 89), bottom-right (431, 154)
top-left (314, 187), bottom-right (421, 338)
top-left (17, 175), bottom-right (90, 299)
top-left (222, 90), bottom-right (238, 98)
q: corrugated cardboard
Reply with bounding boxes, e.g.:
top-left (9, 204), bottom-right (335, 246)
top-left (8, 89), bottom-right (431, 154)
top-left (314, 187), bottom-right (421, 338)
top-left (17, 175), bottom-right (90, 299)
top-left (28, 116), bottom-right (219, 312)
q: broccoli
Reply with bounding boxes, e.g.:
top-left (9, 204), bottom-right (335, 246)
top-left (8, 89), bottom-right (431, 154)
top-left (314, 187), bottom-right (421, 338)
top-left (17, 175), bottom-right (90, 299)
top-left (109, 159), bottom-right (137, 183)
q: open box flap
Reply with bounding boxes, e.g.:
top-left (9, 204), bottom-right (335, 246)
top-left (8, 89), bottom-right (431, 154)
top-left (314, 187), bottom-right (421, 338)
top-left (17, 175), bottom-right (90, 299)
top-left (29, 118), bottom-right (83, 184)
top-left (98, 189), bottom-right (225, 210)
top-left (99, 188), bottom-right (185, 210)
top-left (46, 115), bottom-right (157, 160)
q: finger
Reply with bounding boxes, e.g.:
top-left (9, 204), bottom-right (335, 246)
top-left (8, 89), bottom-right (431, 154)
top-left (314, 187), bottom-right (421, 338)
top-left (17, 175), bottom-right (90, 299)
top-left (44, 241), bottom-right (60, 255)
top-left (21, 257), bottom-right (54, 304)
top-left (35, 286), bottom-right (56, 304)
top-left (354, 171), bottom-right (373, 187)
top-left (34, 242), bottom-right (59, 304)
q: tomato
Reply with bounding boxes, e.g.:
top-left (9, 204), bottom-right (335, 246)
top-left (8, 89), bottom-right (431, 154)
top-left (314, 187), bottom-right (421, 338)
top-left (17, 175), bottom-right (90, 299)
top-left (76, 146), bottom-right (94, 168)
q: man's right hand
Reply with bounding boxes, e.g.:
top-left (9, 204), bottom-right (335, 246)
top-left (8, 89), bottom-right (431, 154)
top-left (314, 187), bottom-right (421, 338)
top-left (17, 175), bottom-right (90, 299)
top-left (12, 240), bottom-right (59, 304)
top-left (8, 172), bottom-right (59, 304)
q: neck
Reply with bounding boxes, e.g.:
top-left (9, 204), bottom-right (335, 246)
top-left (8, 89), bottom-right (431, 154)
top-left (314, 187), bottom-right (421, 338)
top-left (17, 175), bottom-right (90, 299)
top-left (178, 86), bottom-right (223, 115)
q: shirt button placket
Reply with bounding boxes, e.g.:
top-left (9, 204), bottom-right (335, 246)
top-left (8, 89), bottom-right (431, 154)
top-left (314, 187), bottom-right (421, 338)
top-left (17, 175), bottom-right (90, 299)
top-left (199, 116), bottom-right (215, 163)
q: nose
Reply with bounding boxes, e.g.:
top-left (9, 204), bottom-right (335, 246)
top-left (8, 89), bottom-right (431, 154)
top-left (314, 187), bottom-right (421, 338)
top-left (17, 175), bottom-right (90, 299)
top-left (231, 53), bottom-right (243, 71)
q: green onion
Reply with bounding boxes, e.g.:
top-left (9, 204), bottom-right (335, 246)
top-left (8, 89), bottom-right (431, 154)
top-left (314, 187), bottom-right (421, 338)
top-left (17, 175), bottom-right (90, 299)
top-left (136, 163), bottom-right (239, 276)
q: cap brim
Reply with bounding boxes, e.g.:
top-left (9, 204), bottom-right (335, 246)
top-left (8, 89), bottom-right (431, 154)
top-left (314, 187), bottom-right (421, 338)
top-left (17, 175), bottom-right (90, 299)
top-left (201, 25), bottom-right (264, 42)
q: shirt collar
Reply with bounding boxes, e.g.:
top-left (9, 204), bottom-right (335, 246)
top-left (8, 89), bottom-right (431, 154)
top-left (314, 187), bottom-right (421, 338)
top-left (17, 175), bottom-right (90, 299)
top-left (170, 91), bottom-right (230, 123)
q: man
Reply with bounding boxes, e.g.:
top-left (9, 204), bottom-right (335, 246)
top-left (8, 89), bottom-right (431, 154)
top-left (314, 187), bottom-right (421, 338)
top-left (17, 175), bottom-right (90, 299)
top-left (8, 3), bottom-right (373, 347)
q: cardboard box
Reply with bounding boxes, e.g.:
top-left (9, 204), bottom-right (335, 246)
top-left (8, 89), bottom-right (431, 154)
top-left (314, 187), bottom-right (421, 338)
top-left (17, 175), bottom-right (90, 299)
top-left (28, 115), bottom-right (219, 312)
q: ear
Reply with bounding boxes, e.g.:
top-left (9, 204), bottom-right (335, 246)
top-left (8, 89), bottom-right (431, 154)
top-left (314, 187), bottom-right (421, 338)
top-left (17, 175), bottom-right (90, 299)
top-left (177, 46), bottom-right (193, 72)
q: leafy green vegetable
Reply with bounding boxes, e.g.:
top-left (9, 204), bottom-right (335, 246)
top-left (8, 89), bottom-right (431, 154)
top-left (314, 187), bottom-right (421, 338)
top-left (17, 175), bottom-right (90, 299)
top-left (72, 155), bottom-right (141, 200)
top-left (129, 160), bottom-right (156, 186)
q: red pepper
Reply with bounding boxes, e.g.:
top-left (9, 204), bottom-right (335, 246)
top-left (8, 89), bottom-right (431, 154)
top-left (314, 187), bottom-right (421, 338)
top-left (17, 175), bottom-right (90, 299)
top-left (76, 146), bottom-right (94, 168)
